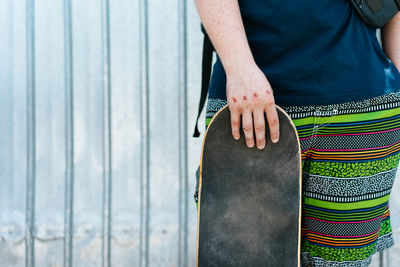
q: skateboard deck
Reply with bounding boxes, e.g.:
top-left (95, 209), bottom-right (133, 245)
top-left (196, 104), bottom-right (302, 267)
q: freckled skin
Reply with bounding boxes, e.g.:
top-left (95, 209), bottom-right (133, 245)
top-left (253, 93), bottom-right (258, 98)
top-left (266, 90), bottom-right (271, 95)
top-left (243, 96), bottom-right (248, 100)
top-left (232, 97), bottom-right (237, 102)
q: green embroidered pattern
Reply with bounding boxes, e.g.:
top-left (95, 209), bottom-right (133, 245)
top-left (303, 153), bottom-right (400, 177)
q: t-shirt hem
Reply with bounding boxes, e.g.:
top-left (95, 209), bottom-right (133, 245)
top-left (275, 88), bottom-right (400, 107)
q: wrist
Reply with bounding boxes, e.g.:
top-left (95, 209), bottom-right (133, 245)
top-left (223, 56), bottom-right (257, 77)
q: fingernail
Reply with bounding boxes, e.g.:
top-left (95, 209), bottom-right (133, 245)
top-left (272, 138), bottom-right (279, 143)
top-left (258, 144), bottom-right (265, 150)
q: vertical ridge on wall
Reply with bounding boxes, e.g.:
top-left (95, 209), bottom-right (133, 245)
top-left (25, 0), bottom-right (36, 266)
top-left (101, 0), bottom-right (112, 266)
top-left (139, 0), bottom-right (150, 265)
top-left (178, 0), bottom-right (189, 265)
top-left (63, 0), bottom-right (74, 265)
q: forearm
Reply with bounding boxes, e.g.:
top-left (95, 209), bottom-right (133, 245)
top-left (381, 12), bottom-right (400, 70)
top-left (193, 0), bottom-right (256, 75)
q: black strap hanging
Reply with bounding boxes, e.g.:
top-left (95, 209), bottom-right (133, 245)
top-left (193, 23), bottom-right (215, 137)
top-left (395, 0), bottom-right (400, 9)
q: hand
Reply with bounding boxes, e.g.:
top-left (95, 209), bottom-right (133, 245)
top-left (226, 62), bottom-right (279, 149)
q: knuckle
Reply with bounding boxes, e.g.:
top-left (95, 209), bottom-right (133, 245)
top-left (240, 102), bottom-right (249, 109)
top-left (266, 98), bottom-right (275, 105)
top-left (243, 125), bottom-right (253, 132)
top-left (254, 125), bottom-right (265, 132)
top-left (269, 117), bottom-right (279, 126)
top-left (231, 120), bottom-right (240, 127)
top-left (245, 130), bottom-right (254, 138)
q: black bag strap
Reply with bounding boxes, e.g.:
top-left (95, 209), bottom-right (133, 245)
top-left (193, 23), bottom-right (215, 137)
top-left (395, 0), bottom-right (400, 9)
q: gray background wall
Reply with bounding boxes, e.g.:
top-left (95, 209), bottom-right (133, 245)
top-left (0, 0), bottom-right (399, 266)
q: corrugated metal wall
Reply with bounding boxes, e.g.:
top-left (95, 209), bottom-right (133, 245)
top-left (1, 0), bottom-right (400, 266)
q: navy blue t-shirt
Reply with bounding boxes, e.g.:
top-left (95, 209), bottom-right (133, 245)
top-left (208, 0), bottom-right (400, 106)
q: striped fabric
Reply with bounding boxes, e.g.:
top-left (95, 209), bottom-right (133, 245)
top-left (195, 90), bottom-right (400, 266)
top-left (283, 92), bottom-right (400, 266)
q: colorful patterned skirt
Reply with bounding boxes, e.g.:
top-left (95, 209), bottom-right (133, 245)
top-left (194, 90), bottom-right (400, 266)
